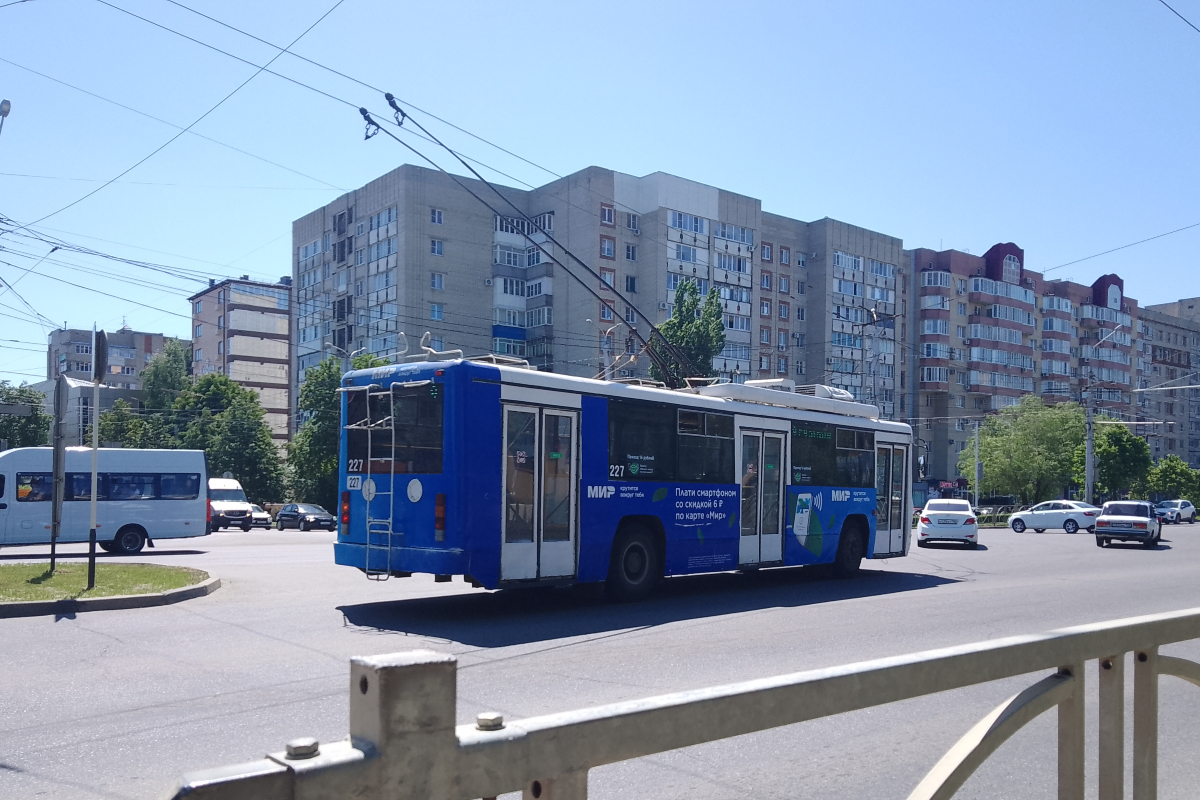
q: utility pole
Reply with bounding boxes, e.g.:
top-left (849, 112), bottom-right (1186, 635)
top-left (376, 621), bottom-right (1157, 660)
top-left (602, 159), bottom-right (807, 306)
top-left (50, 374), bottom-right (67, 573)
top-left (1085, 394), bottom-right (1095, 505)
top-left (88, 328), bottom-right (108, 591)
top-left (973, 419), bottom-right (981, 508)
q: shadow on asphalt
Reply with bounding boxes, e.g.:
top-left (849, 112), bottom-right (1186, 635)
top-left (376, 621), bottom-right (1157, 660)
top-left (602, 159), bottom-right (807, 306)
top-left (0, 549), bottom-right (206, 561)
top-left (917, 543), bottom-right (990, 551)
top-left (337, 566), bottom-right (957, 647)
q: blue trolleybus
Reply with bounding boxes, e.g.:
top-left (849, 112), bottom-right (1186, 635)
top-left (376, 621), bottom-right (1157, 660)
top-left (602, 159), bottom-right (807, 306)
top-left (334, 355), bottom-right (913, 599)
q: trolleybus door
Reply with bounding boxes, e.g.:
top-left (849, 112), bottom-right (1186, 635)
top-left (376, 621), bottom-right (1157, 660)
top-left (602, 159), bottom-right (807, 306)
top-left (738, 430), bottom-right (785, 566)
top-left (500, 405), bottom-right (578, 581)
top-left (889, 445), bottom-right (908, 553)
top-left (872, 443), bottom-right (910, 556)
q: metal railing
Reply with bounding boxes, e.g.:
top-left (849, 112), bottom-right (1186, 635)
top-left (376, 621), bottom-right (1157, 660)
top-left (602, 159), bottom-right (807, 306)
top-left (162, 607), bottom-right (1200, 800)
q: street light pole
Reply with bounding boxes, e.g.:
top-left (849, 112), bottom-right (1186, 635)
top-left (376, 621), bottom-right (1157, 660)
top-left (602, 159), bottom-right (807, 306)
top-left (0, 99), bottom-right (10, 138)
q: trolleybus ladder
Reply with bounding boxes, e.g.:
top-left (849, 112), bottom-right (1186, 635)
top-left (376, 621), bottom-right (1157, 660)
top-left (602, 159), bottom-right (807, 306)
top-left (343, 384), bottom-right (398, 580)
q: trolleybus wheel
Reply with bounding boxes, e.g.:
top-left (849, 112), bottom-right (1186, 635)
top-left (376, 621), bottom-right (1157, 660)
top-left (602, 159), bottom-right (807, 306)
top-left (832, 522), bottom-right (865, 578)
top-left (606, 526), bottom-right (661, 602)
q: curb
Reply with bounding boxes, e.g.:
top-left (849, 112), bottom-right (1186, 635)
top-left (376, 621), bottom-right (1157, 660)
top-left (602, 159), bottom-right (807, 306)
top-left (0, 575), bottom-right (221, 619)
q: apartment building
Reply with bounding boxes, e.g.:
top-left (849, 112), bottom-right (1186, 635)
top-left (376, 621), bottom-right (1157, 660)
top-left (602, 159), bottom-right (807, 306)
top-left (189, 277), bottom-right (292, 446)
top-left (46, 325), bottom-right (173, 390)
top-left (906, 244), bottom-right (1143, 498)
top-left (1135, 306), bottom-right (1200, 468)
top-left (290, 164), bottom-right (906, 426)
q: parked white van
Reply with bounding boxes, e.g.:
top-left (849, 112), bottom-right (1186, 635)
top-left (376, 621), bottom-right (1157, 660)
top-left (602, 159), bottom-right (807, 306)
top-left (0, 447), bottom-right (209, 553)
top-left (207, 477), bottom-right (254, 531)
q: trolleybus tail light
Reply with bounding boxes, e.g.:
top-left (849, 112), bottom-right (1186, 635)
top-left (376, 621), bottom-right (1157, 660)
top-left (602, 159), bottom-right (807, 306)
top-left (435, 493), bottom-right (446, 541)
top-left (340, 491), bottom-right (350, 534)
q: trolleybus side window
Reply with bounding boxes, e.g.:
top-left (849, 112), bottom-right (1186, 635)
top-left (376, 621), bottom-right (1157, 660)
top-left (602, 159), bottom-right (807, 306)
top-left (346, 382), bottom-right (444, 474)
top-left (607, 401), bottom-right (734, 483)
top-left (608, 400), bottom-right (676, 480)
top-left (791, 423), bottom-right (875, 488)
top-left (676, 409), bottom-right (735, 483)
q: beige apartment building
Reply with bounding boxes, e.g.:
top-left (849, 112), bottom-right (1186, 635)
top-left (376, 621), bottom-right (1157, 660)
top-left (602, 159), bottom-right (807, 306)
top-left (46, 325), bottom-right (172, 390)
top-left (188, 277), bottom-right (292, 446)
top-left (290, 164), bottom-right (905, 426)
top-left (1135, 306), bottom-right (1200, 469)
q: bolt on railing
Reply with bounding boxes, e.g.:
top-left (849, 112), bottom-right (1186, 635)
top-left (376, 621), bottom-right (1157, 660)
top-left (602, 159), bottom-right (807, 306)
top-left (163, 607), bottom-right (1200, 800)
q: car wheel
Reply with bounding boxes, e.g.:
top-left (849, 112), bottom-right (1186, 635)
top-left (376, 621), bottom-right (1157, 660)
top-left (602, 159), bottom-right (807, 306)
top-left (1088, 526), bottom-right (1096, 533)
top-left (300, 521), bottom-right (310, 532)
top-left (1095, 536), bottom-right (1105, 547)
top-left (965, 541), bottom-right (979, 550)
top-left (241, 523), bottom-right (251, 532)
top-left (1011, 519), bottom-right (1026, 533)
top-left (606, 526), bottom-right (662, 601)
top-left (1191, 514), bottom-right (1196, 524)
top-left (916, 540), bottom-right (927, 548)
top-left (832, 523), bottom-right (866, 578)
top-left (111, 525), bottom-right (146, 555)
top-left (276, 520), bottom-right (284, 530)
top-left (1035, 528), bottom-right (1046, 533)
top-left (1143, 537), bottom-right (1157, 549)
top-left (1064, 519), bottom-right (1079, 534)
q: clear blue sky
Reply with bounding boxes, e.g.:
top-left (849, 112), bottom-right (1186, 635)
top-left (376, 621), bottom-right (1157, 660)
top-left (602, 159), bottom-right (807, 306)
top-left (3, 0), bottom-right (1200, 385)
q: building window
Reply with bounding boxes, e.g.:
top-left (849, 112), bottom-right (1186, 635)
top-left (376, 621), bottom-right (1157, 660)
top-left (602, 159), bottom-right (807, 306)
top-left (778, 330), bottom-right (788, 348)
top-left (675, 243), bottom-right (698, 263)
top-left (600, 236), bottom-right (616, 259)
top-left (600, 204), bottom-right (615, 226)
top-left (193, 300), bottom-right (202, 314)
top-left (626, 244), bottom-right (637, 261)
top-left (761, 272), bottom-right (772, 290)
top-left (760, 300), bottom-right (771, 317)
top-left (216, 315), bottom-right (224, 329)
top-left (217, 290), bottom-right (224, 303)
top-left (957, 302), bottom-right (967, 316)
top-left (779, 277), bottom-right (789, 294)
top-left (761, 243), bottom-right (772, 262)
top-left (431, 272), bottom-right (445, 290)
top-left (600, 302), bottom-right (614, 321)
top-left (194, 348), bottom-right (202, 362)
top-left (760, 327), bottom-right (771, 344)
top-left (625, 275), bottom-right (637, 293)
top-left (626, 212), bottom-right (639, 231)
top-left (779, 303), bottom-right (789, 319)
top-left (780, 247), bottom-right (790, 265)
top-left (430, 304), bottom-right (444, 321)
top-left (600, 268), bottom-right (615, 287)
top-left (798, 281), bottom-right (806, 295)
top-left (797, 307), bottom-right (806, 321)
top-left (355, 281), bottom-right (364, 297)
top-left (430, 208), bottom-right (443, 225)
top-left (430, 239), bottom-right (444, 256)
top-left (217, 342), bottom-right (224, 355)
top-left (778, 357), bottom-right (788, 374)
top-left (194, 324), bottom-right (203, 337)
top-left (759, 356), bottom-right (770, 371)
top-left (625, 306), bottom-right (636, 324)
top-left (355, 248), bottom-right (365, 266)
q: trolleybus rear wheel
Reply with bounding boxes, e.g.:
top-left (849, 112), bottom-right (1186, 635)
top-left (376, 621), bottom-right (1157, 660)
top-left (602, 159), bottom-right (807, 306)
top-left (606, 526), bottom-right (661, 602)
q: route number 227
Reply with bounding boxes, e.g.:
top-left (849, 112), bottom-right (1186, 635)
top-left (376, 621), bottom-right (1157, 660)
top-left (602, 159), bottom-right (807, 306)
top-left (348, 459), bottom-right (364, 473)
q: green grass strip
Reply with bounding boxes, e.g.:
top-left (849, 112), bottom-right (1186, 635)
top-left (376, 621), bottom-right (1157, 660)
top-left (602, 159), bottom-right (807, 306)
top-left (0, 563), bottom-right (207, 602)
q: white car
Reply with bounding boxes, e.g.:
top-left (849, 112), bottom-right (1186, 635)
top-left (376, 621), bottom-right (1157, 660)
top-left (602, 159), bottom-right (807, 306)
top-left (1008, 501), bottom-right (1098, 534)
top-left (916, 499), bottom-right (979, 548)
top-left (1155, 500), bottom-right (1196, 525)
top-left (1095, 500), bottom-right (1161, 548)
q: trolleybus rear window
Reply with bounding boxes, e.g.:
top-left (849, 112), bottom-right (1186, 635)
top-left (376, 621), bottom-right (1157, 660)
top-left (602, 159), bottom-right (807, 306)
top-left (346, 382), bottom-right (444, 474)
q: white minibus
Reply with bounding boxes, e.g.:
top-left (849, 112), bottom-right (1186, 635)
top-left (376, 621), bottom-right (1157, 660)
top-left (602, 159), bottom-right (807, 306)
top-left (0, 447), bottom-right (209, 554)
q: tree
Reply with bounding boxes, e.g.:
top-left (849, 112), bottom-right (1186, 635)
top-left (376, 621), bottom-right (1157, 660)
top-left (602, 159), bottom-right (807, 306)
top-left (649, 279), bottom-right (726, 387)
top-left (1147, 454), bottom-right (1198, 501)
top-left (141, 339), bottom-right (190, 411)
top-left (174, 374), bottom-right (284, 504)
top-left (957, 396), bottom-right (1084, 504)
top-left (288, 353), bottom-right (388, 509)
top-left (1071, 422), bottom-right (1152, 501)
top-left (0, 381), bottom-right (52, 449)
top-left (94, 399), bottom-right (177, 449)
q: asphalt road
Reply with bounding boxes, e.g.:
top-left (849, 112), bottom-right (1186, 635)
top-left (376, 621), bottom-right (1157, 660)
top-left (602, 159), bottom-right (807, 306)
top-left (4, 524), bottom-right (1200, 800)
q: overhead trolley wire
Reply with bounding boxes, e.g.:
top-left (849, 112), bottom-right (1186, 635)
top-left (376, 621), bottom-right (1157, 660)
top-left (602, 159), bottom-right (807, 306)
top-left (10, 0), bottom-right (349, 233)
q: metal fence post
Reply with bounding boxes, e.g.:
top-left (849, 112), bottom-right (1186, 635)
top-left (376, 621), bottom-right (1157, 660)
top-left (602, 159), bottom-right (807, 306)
top-left (1134, 648), bottom-right (1159, 800)
top-left (1099, 654), bottom-right (1125, 800)
top-left (1058, 662), bottom-right (1085, 800)
top-left (522, 771), bottom-right (589, 800)
top-left (345, 650), bottom-right (459, 800)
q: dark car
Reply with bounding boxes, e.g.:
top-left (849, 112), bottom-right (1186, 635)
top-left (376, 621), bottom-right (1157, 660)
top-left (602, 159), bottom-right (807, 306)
top-left (275, 503), bottom-right (336, 531)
